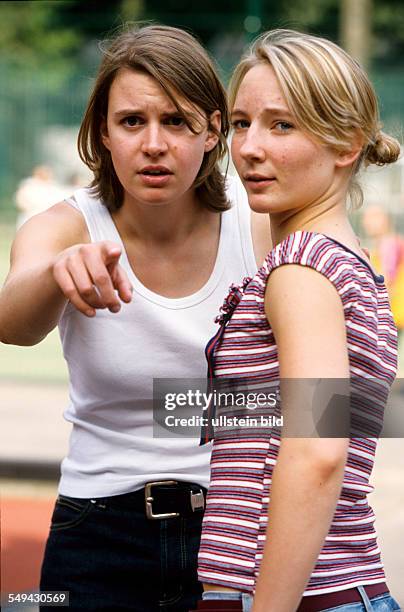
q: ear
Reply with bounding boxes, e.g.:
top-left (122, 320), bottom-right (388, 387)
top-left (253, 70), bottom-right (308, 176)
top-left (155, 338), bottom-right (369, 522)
top-left (101, 118), bottom-right (111, 151)
top-left (204, 110), bottom-right (221, 153)
top-left (335, 131), bottom-right (364, 168)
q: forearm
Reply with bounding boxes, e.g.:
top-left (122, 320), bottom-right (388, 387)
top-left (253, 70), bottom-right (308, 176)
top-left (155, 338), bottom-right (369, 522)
top-left (0, 261), bottom-right (67, 345)
top-left (252, 442), bottom-right (346, 612)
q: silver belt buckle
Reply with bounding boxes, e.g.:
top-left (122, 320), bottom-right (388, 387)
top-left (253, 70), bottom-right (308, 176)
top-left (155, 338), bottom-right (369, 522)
top-left (190, 489), bottom-right (205, 512)
top-left (145, 480), bottom-right (180, 520)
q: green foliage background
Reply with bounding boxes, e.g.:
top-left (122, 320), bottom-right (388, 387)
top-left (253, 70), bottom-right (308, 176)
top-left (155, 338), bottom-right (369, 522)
top-left (0, 0), bottom-right (403, 219)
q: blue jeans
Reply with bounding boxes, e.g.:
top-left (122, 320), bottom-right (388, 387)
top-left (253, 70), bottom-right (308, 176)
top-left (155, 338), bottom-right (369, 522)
top-left (40, 492), bottom-right (204, 611)
top-left (202, 591), bottom-right (253, 611)
top-left (202, 588), bottom-right (402, 611)
top-left (321, 588), bottom-right (401, 612)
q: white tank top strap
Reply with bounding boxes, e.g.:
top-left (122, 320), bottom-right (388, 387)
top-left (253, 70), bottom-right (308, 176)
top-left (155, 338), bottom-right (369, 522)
top-left (64, 195), bottom-right (80, 211)
top-left (225, 174), bottom-right (256, 278)
top-left (69, 188), bottom-right (119, 244)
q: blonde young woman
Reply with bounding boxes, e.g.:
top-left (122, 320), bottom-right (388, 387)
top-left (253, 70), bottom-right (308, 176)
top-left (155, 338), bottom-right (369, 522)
top-left (197, 30), bottom-right (401, 612)
top-left (0, 25), bottom-right (270, 612)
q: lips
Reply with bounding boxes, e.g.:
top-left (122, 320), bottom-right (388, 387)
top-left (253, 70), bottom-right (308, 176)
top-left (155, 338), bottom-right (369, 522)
top-left (244, 173), bottom-right (276, 190)
top-left (139, 165), bottom-right (173, 176)
top-left (138, 165), bottom-right (173, 187)
top-left (244, 173), bottom-right (275, 182)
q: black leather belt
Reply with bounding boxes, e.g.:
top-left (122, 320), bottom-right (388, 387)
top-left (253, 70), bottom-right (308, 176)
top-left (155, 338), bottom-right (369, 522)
top-left (144, 480), bottom-right (206, 519)
top-left (90, 480), bottom-right (206, 520)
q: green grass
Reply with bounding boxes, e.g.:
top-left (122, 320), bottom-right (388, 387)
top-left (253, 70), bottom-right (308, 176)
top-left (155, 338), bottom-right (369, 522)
top-left (0, 222), bottom-right (68, 384)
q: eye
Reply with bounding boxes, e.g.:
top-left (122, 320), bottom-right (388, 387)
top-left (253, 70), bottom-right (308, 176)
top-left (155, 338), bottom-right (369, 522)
top-left (165, 115), bottom-right (186, 127)
top-left (274, 121), bottom-right (293, 133)
top-left (231, 119), bottom-right (250, 130)
top-left (122, 115), bottom-right (143, 127)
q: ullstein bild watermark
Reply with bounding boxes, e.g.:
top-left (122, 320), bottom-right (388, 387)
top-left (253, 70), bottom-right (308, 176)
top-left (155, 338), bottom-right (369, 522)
top-left (152, 378), bottom-right (404, 439)
top-left (165, 413), bottom-right (283, 428)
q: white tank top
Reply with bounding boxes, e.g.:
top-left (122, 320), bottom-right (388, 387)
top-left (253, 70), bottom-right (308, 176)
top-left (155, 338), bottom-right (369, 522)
top-left (58, 176), bottom-right (257, 497)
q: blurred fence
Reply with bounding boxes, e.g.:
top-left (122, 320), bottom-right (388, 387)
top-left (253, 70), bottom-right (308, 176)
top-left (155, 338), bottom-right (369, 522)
top-left (0, 64), bottom-right (91, 220)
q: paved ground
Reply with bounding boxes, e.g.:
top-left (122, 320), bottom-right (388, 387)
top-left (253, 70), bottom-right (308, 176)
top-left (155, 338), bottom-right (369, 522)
top-left (1, 382), bottom-right (403, 608)
top-left (0, 382), bottom-right (71, 463)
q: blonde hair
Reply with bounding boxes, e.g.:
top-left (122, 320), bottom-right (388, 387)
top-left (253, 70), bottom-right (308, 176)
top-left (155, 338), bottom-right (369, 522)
top-left (229, 29), bottom-right (401, 207)
top-left (78, 24), bottom-right (230, 212)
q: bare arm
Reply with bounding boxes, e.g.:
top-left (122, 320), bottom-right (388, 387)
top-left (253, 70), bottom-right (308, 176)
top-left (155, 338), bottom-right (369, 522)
top-left (0, 203), bottom-right (85, 345)
top-left (0, 202), bottom-right (132, 346)
top-left (252, 265), bottom-right (350, 612)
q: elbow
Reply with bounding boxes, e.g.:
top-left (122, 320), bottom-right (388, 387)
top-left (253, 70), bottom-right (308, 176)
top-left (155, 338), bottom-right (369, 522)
top-left (282, 438), bottom-right (349, 482)
top-left (0, 326), bottom-right (44, 347)
top-left (0, 323), bottom-right (11, 344)
top-left (0, 308), bottom-right (47, 346)
top-left (1, 334), bottom-right (33, 346)
top-left (1, 337), bottom-right (43, 347)
top-left (307, 441), bottom-right (349, 481)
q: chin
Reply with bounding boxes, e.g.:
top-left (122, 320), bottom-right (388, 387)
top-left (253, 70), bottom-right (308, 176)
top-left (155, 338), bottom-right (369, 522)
top-left (124, 192), bottom-right (172, 208)
top-left (135, 189), bottom-right (175, 206)
top-left (142, 197), bottom-right (175, 208)
top-left (243, 189), bottom-right (271, 211)
top-left (247, 199), bottom-right (272, 214)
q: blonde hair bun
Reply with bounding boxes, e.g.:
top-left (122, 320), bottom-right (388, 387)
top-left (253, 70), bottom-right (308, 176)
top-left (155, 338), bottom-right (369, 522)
top-left (366, 131), bottom-right (401, 166)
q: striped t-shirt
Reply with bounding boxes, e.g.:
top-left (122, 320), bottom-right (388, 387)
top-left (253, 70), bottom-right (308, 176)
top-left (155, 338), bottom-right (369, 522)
top-left (198, 230), bottom-right (397, 595)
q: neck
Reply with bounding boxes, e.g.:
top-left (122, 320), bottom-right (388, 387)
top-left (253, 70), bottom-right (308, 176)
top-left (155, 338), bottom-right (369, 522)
top-left (112, 190), bottom-right (210, 247)
top-left (270, 193), bottom-right (355, 247)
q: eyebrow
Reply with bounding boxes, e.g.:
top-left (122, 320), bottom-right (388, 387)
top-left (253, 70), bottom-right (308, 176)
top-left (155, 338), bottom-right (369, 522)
top-left (231, 105), bottom-right (292, 117)
top-left (113, 109), bottom-right (143, 118)
top-left (113, 108), bottom-right (202, 123)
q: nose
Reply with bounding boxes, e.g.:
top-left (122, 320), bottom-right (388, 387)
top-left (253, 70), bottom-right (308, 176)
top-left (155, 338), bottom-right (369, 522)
top-left (141, 123), bottom-right (168, 157)
top-left (238, 124), bottom-right (266, 162)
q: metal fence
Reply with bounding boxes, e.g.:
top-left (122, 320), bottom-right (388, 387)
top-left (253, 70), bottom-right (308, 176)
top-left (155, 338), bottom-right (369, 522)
top-left (0, 64), bottom-right (91, 219)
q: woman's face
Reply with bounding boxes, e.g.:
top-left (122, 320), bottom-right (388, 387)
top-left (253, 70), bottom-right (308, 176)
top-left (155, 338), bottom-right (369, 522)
top-left (231, 63), bottom-right (343, 216)
top-left (102, 68), bottom-right (220, 209)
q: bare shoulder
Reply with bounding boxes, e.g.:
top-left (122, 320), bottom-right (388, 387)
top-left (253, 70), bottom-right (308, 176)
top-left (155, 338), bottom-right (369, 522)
top-left (265, 265), bottom-right (348, 378)
top-left (10, 200), bottom-right (89, 268)
top-left (265, 264), bottom-right (341, 309)
top-left (23, 199), bottom-right (88, 241)
top-left (15, 200), bottom-right (89, 247)
top-left (265, 264), bottom-right (345, 340)
top-left (251, 210), bottom-right (272, 266)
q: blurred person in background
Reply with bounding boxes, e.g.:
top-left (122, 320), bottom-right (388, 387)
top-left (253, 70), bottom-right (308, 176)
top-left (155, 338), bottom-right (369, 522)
top-left (14, 164), bottom-right (67, 229)
top-left (0, 24), bottom-right (269, 612)
top-left (362, 205), bottom-right (404, 370)
top-left (64, 171), bottom-right (89, 190)
top-left (197, 29), bottom-right (401, 612)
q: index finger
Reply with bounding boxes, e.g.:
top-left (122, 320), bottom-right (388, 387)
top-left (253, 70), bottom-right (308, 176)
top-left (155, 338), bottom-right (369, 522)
top-left (110, 265), bottom-right (133, 303)
top-left (84, 249), bottom-right (122, 312)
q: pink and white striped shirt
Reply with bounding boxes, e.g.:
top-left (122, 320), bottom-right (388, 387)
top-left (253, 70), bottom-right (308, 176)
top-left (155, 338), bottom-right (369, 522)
top-left (198, 230), bottom-right (397, 595)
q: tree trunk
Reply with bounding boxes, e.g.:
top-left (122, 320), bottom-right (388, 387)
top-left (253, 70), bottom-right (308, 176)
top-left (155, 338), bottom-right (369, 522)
top-left (340, 0), bottom-right (372, 70)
